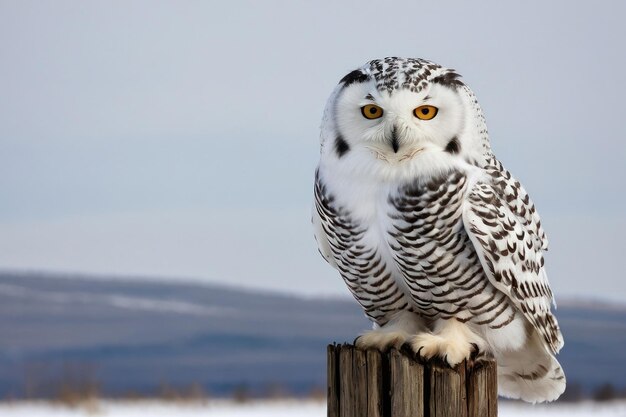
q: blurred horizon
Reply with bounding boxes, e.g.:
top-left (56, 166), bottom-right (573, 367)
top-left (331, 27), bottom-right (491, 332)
top-left (1, 266), bottom-right (626, 307)
top-left (1, 270), bottom-right (625, 402)
top-left (1, 0), bottom-right (625, 303)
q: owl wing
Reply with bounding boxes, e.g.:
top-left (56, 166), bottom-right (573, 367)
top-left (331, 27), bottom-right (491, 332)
top-left (312, 169), bottom-right (413, 326)
top-left (462, 158), bottom-right (563, 354)
top-left (312, 200), bottom-right (336, 268)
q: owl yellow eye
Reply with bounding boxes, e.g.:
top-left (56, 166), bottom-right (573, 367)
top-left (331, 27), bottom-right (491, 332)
top-left (414, 105), bottom-right (438, 120)
top-left (361, 104), bottom-right (384, 120)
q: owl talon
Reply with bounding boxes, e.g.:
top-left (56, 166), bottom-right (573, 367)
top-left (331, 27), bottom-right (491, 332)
top-left (416, 346), bottom-right (424, 359)
top-left (411, 330), bottom-right (475, 367)
top-left (470, 343), bottom-right (479, 359)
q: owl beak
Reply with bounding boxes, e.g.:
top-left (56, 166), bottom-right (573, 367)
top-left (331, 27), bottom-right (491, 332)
top-left (390, 126), bottom-right (400, 153)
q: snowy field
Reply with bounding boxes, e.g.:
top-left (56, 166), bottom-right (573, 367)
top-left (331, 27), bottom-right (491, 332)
top-left (1, 400), bottom-right (626, 417)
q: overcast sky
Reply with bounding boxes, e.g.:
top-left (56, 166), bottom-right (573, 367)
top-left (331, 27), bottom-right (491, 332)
top-left (1, 1), bottom-right (625, 302)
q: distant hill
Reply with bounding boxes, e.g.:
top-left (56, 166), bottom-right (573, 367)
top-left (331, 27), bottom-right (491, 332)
top-left (0, 271), bottom-right (624, 399)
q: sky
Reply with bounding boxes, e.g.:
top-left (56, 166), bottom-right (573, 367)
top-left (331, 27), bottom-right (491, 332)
top-left (0, 1), bottom-right (625, 302)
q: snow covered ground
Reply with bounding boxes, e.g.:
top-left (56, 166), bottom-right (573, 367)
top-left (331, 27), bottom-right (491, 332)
top-left (1, 400), bottom-right (626, 417)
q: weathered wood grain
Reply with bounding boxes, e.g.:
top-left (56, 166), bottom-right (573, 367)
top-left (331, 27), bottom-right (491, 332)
top-left (352, 348), bottom-right (368, 417)
top-left (339, 345), bottom-right (354, 417)
top-left (429, 361), bottom-right (467, 417)
top-left (390, 348), bottom-right (424, 417)
top-left (327, 344), bottom-right (497, 417)
top-left (327, 344), bottom-right (339, 417)
top-left (466, 359), bottom-right (498, 417)
top-left (366, 349), bottom-right (384, 417)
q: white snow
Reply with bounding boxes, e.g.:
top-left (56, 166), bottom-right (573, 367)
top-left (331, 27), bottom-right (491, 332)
top-left (500, 400), bottom-right (626, 416)
top-left (0, 400), bottom-right (626, 417)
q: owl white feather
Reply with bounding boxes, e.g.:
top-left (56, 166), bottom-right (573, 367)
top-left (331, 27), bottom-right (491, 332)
top-left (312, 57), bottom-right (565, 403)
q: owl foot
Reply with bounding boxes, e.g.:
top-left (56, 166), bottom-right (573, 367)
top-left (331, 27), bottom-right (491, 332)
top-left (411, 333), bottom-right (473, 366)
top-left (355, 330), bottom-right (410, 351)
top-left (410, 319), bottom-right (486, 367)
top-left (355, 311), bottom-right (427, 351)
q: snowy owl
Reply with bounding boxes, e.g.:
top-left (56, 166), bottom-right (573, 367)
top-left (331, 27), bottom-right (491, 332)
top-left (312, 57), bottom-right (565, 403)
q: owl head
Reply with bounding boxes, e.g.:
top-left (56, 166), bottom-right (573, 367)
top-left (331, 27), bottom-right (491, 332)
top-left (320, 57), bottom-right (491, 182)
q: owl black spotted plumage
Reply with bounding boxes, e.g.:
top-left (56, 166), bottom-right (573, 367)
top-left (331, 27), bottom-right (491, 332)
top-left (312, 57), bottom-right (565, 402)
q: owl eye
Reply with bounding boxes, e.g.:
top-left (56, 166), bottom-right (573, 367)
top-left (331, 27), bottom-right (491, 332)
top-left (361, 104), bottom-right (384, 120)
top-left (414, 105), bottom-right (438, 120)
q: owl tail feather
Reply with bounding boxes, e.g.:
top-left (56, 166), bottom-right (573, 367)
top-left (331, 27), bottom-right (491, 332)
top-left (495, 330), bottom-right (566, 403)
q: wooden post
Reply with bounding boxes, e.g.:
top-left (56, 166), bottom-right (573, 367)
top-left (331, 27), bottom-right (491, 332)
top-left (327, 344), bottom-right (497, 417)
